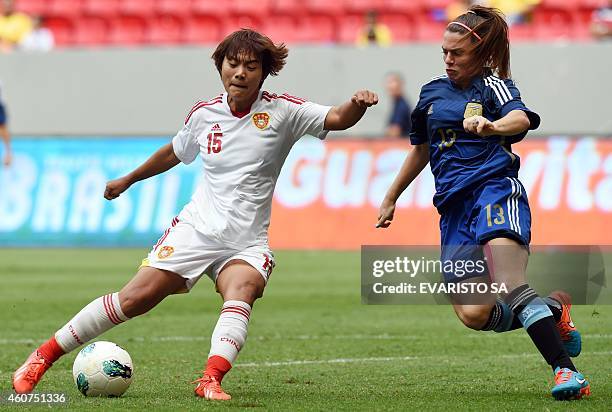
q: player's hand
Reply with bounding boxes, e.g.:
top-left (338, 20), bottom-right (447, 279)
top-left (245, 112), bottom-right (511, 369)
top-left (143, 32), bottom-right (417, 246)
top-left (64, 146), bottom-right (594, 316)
top-left (376, 197), bottom-right (396, 228)
top-left (351, 90), bottom-right (379, 108)
top-left (463, 115), bottom-right (496, 137)
top-left (104, 176), bottom-right (132, 200)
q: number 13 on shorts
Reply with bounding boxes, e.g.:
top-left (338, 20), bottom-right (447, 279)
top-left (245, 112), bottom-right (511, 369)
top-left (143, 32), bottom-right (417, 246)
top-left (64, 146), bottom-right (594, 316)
top-left (475, 177), bottom-right (531, 245)
top-left (484, 203), bottom-right (505, 227)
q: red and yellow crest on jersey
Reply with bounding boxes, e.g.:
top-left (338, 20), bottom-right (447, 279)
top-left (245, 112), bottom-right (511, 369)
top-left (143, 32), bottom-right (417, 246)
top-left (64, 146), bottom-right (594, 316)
top-left (157, 246), bottom-right (174, 259)
top-left (252, 112), bottom-right (270, 130)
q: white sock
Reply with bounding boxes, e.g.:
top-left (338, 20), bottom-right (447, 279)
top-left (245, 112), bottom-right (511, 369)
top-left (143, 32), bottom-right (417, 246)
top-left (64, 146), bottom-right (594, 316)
top-left (54, 293), bottom-right (129, 353)
top-left (208, 300), bottom-right (251, 364)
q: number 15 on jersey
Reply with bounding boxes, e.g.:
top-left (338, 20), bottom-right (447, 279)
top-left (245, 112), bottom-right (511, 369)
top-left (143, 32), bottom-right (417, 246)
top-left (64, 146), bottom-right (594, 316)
top-left (207, 132), bottom-right (222, 154)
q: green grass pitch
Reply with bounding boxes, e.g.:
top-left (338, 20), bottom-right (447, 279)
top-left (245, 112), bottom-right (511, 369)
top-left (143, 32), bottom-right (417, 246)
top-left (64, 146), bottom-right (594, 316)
top-left (0, 249), bottom-right (610, 411)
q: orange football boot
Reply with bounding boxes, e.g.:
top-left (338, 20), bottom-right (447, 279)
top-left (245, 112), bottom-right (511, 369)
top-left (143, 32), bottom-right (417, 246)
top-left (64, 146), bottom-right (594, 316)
top-left (193, 374), bottom-right (231, 401)
top-left (549, 290), bottom-right (581, 357)
top-left (12, 350), bottom-right (53, 394)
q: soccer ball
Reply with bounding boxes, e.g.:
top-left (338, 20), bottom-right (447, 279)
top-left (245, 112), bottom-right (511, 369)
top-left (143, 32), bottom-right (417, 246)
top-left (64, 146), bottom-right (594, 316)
top-left (72, 341), bottom-right (134, 397)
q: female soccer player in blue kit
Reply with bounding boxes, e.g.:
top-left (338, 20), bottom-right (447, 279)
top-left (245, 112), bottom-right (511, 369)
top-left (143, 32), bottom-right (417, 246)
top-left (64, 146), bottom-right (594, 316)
top-left (377, 6), bottom-right (590, 400)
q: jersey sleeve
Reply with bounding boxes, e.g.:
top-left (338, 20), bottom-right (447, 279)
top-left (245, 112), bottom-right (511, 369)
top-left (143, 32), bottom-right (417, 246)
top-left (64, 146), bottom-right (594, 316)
top-left (409, 88), bottom-right (429, 145)
top-left (489, 79), bottom-right (541, 141)
top-left (287, 100), bottom-right (332, 141)
top-left (171, 120), bottom-right (199, 165)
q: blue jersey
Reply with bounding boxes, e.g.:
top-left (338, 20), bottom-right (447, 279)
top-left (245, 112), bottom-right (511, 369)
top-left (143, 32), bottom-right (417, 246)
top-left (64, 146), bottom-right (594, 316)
top-left (409, 74), bottom-right (540, 213)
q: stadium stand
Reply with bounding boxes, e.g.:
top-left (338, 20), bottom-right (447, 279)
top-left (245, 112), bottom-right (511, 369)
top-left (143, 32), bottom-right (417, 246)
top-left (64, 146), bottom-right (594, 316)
top-left (12, 0), bottom-right (607, 47)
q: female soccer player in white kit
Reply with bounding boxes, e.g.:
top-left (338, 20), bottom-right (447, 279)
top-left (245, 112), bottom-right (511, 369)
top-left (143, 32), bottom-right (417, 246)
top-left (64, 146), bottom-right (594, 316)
top-left (13, 29), bottom-right (378, 400)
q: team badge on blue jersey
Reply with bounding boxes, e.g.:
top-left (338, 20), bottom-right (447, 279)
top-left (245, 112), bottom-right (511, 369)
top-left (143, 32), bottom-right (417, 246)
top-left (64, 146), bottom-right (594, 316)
top-left (464, 102), bottom-right (483, 118)
top-left (252, 112), bottom-right (270, 130)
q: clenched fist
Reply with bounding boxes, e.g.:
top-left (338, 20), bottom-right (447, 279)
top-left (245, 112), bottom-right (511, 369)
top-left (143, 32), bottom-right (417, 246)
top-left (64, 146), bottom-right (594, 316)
top-left (351, 90), bottom-right (379, 108)
top-left (463, 115), bottom-right (496, 137)
top-left (104, 176), bottom-right (132, 200)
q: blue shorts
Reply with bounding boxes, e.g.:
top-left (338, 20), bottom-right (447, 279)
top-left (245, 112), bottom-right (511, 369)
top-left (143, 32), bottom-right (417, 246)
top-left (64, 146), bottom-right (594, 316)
top-left (0, 103), bottom-right (6, 125)
top-left (440, 176), bottom-right (531, 282)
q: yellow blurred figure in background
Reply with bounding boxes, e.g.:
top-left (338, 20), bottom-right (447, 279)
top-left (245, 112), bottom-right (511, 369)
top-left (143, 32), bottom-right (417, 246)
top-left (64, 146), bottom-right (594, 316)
top-left (0, 0), bottom-right (33, 51)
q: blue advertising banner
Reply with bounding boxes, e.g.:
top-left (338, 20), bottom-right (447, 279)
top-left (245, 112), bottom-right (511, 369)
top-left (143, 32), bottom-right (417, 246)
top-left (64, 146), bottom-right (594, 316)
top-left (0, 138), bottom-right (201, 246)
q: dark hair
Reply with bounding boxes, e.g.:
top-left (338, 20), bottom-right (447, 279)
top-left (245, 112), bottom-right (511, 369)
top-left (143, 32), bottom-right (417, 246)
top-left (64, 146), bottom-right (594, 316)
top-left (212, 29), bottom-right (288, 84)
top-left (447, 6), bottom-right (511, 79)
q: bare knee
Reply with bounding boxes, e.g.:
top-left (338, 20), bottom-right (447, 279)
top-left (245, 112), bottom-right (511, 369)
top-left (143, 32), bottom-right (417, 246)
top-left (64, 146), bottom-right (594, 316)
top-left (118, 288), bottom-right (158, 318)
top-left (118, 267), bottom-right (186, 318)
top-left (454, 305), bottom-right (492, 330)
top-left (221, 278), bottom-right (264, 304)
top-left (217, 261), bottom-right (266, 305)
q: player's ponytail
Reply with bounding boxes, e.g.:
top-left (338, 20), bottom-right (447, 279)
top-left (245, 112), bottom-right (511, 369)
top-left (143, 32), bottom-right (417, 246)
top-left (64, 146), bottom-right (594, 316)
top-left (447, 5), bottom-right (511, 79)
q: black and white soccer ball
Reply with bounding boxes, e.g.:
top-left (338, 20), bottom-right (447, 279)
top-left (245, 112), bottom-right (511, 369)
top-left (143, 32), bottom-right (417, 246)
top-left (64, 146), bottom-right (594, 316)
top-left (72, 341), bottom-right (133, 397)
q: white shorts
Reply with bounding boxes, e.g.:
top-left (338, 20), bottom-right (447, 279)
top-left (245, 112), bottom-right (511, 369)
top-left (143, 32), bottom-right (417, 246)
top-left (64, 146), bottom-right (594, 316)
top-left (141, 217), bottom-right (275, 291)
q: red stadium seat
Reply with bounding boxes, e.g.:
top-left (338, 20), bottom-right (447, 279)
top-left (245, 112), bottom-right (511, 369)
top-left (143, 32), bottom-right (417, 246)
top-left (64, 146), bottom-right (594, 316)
top-left (344, 0), bottom-right (386, 14)
top-left (338, 15), bottom-right (363, 43)
top-left (222, 15), bottom-right (263, 37)
top-left (579, 0), bottom-right (607, 8)
top-left (300, 14), bottom-right (336, 43)
top-left (571, 9), bottom-right (595, 41)
top-left (261, 15), bottom-right (302, 43)
top-left (74, 16), bottom-right (109, 46)
top-left (379, 13), bottom-right (416, 42)
top-left (146, 15), bottom-right (184, 45)
top-left (540, 0), bottom-right (579, 12)
top-left (119, 0), bottom-right (155, 17)
top-left (415, 18), bottom-right (446, 42)
top-left (14, 0), bottom-right (49, 15)
top-left (508, 23), bottom-right (535, 42)
top-left (192, 0), bottom-right (231, 16)
top-left (533, 8), bottom-right (574, 40)
top-left (305, 0), bottom-right (344, 17)
top-left (156, 0), bottom-right (191, 18)
top-left (534, 24), bottom-right (574, 41)
top-left (272, 0), bottom-right (304, 15)
top-left (572, 21), bottom-right (594, 41)
top-left (82, 0), bottom-right (119, 17)
top-left (44, 17), bottom-right (75, 46)
top-left (423, 0), bottom-right (454, 9)
top-left (47, 0), bottom-right (83, 17)
top-left (183, 15), bottom-right (221, 45)
top-left (109, 16), bottom-right (147, 46)
top-left (383, 0), bottom-right (423, 14)
top-left (230, 0), bottom-right (273, 16)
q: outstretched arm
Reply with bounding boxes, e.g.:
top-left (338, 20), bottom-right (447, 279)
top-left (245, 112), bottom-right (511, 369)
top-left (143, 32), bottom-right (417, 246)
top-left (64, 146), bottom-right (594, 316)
top-left (463, 110), bottom-right (531, 137)
top-left (104, 143), bottom-right (180, 200)
top-left (324, 90), bottom-right (378, 131)
top-left (376, 143), bottom-right (430, 228)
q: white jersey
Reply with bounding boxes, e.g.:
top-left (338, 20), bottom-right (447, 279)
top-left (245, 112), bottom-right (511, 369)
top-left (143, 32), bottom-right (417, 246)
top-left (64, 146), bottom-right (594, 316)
top-left (172, 90), bottom-right (331, 248)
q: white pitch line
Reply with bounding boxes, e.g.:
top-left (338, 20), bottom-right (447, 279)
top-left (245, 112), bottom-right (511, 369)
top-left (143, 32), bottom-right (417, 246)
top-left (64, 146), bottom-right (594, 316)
top-left (236, 356), bottom-right (419, 368)
top-left (466, 333), bottom-right (612, 340)
top-left (236, 351), bottom-right (612, 368)
top-left (1, 352), bottom-right (611, 374)
top-left (1, 334), bottom-right (611, 345)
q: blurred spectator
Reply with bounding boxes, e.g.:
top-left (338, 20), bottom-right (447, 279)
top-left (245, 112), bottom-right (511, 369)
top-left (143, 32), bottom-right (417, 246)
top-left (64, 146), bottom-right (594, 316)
top-left (591, 1), bottom-right (612, 40)
top-left (446, 0), bottom-right (480, 21)
top-left (356, 10), bottom-right (392, 47)
top-left (20, 16), bottom-right (54, 52)
top-left (0, 81), bottom-right (11, 167)
top-left (0, 0), bottom-right (33, 52)
top-left (485, 0), bottom-right (540, 26)
top-left (385, 72), bottom-right (413, 139)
